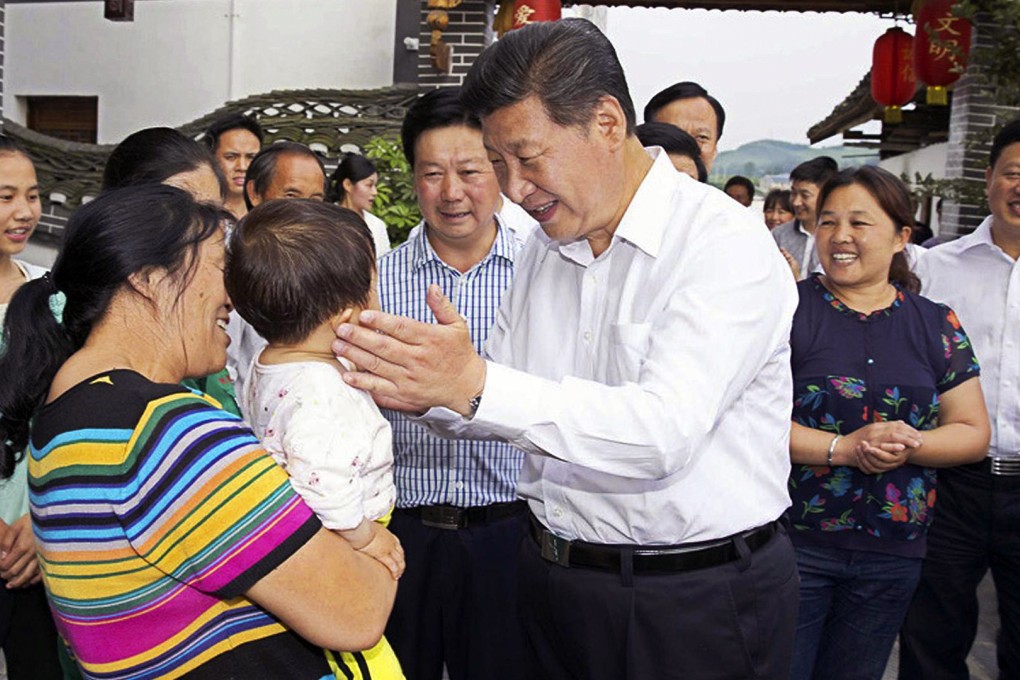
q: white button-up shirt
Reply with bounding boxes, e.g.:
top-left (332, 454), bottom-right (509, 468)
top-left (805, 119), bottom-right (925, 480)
top-left (424, 150), bottom-right (797, 545)
top-left (915, 215), bottom-right (1016, 459)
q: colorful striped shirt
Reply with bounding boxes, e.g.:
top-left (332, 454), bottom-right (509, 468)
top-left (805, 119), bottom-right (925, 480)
top-left (29, 370), bottom-right (331, 680)
top-left (377, 216), bottom-right (527, 508)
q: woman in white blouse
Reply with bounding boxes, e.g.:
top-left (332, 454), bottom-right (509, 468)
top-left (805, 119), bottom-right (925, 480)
top-left (329, 153), bottom-right (391, 257)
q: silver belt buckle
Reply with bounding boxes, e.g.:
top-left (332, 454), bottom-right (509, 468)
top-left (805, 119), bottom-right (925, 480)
top-left (421, 506), bottom-right (464, 530)
top-left (540, 529), bottom-right (571, 567)
top-left (990, 457), bottom-right (1020, 476)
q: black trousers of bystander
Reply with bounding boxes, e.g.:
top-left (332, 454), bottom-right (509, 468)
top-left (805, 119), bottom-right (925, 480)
top-left (899, 463), bottom-right (1020, 680)
top-left (385, 507), bottom-right (529, 680)
top-left (0, 582), bottom-right (63, 680)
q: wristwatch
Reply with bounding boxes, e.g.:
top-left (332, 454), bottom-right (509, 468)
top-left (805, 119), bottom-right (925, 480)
top-left (467, 391), bottom-right (483, 419)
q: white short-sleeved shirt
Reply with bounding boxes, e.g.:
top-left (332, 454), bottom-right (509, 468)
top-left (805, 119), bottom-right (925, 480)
top-left (241, 358), bottom-right (396, 530)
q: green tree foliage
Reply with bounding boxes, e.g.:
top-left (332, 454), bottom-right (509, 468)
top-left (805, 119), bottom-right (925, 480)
top-left (363, 136), bottom-right (421, 246)
top-left (957, 0), bottom-right (1020, 108)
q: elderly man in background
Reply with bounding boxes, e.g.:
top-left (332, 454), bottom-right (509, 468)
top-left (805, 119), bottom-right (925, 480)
top-left (244, 141), bottom-right (326, 209)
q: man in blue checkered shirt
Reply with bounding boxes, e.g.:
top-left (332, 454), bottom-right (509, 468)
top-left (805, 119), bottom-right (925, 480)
top-left (376, 87), bottom-right (534, 680)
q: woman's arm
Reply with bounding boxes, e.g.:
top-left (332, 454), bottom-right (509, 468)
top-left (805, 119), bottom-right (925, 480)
top-left (790, 420), bottom-right (923, 467)
top-left (246, 527), bottom-right (397, 652)
top-left (901, 378), bottom-right (989, 467)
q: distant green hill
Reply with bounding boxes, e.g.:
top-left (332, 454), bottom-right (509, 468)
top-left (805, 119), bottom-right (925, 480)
top-left (712, 140), bottom-right (878, 180)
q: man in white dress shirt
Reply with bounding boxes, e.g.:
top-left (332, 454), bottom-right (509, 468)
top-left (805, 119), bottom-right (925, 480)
top-left (334, 19), bottom-right (799, 679)
top-left (900, 117), bottom-right (1020, 680)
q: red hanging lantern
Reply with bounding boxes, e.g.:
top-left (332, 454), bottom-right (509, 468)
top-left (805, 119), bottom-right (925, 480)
top-left (913, 0), bottom-right (972, 106)
top-left (871, 27), bottom-right (916, 124)
top-left (511, 0), bottom-right (561, 31)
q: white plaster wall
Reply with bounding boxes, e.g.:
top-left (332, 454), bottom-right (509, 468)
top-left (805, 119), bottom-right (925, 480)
top-left (6, 0), bottom-right (396, 144)
top-left (879, 142), bottom-right (949, 234)
top-left (878, 142), bottom-right (948, 181)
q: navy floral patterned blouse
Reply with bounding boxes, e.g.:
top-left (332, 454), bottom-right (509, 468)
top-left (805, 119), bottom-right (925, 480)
top-left (788, 274), bottom-right (980, 558)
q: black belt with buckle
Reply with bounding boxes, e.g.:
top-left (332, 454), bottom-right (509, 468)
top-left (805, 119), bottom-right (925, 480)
top-left (529, 514), bottom-right (779, 573)
top-left (399, 501), bottom-right (527, 530)
top-left (987, 457), bottom-right (1020, 477)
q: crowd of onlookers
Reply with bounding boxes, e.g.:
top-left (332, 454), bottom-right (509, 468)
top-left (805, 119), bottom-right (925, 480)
top-left (0, 16), bottom-right (1018, 680)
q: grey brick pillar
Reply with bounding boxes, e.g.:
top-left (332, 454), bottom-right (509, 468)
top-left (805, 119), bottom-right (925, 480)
top-left (942, 13), bottom-right (1020, 236)
top-left (417, 0), bottom-right (495, 91)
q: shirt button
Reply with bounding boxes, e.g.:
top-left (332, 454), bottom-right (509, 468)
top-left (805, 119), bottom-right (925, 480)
top-left (867, 358), bottom-right (874, 365)
top-left (552, 506), bottom-right (563, 518)
top-left (583, 331), bottom-right (592, 342)
top-left (456, 481), bottom-right (464, 490)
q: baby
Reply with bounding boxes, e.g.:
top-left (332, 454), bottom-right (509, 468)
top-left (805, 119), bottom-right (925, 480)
top-left (226, 198), bottom-right (404, 679)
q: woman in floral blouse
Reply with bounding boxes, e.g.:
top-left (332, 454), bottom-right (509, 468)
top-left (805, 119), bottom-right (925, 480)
top-left (786, 166), bottom-right (990, 680)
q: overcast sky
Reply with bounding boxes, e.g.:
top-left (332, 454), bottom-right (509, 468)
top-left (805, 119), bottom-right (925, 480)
top-left (599, 7), bottom-right (891, 152)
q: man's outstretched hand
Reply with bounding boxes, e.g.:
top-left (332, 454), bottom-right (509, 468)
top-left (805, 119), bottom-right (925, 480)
top-left (333, 284), bottom-right (486, 416)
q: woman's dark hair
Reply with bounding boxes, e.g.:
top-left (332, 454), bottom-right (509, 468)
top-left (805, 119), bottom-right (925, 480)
top-left (226, 199), bottom-right (375, 346)
top-left (816, 166), bottom-right (920, 293)
top-left (401, 87), bottom-right (480, 168)
top-left (461, 18), bottom-right (636, 135)
top-left (635, 122), bottom-right (707, 182)
top-left (327, 153), bottom-right (378, 204)
top-left (0, 185), bottom-right (226, 477)
top-left (790, 156), bottom-right (839, 186)
top-left (763, 189), bottom-right (793, 214)
top-left (103, 127), bottom-right (227, 198)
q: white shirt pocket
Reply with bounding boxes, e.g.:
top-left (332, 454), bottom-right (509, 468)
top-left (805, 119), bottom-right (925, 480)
top-left (607, 322), bottom-right (652, 384)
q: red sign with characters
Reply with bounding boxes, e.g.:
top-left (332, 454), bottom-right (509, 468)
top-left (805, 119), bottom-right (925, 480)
top-left (512, 0), bottom-right (562, 30)
top-left (871, 27), bottom-right (916, 123)
top-left (912, 0), bottom-right (973, 105)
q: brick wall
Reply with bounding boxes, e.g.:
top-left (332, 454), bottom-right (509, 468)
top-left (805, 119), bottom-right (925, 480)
top-left (941, 13), bottom-right (1020, 236)
top-left (417, 0), bottom-right (494, 90)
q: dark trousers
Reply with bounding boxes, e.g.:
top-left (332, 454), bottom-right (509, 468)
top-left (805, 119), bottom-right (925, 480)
top-left (519, 524), bottom-right (800, 680)
top-left (899, 464), bottom-right (1020, 680)
top-left (0, 582), bottom-right (63, 680)
top-left (385, 509), bottom-right (528, 680)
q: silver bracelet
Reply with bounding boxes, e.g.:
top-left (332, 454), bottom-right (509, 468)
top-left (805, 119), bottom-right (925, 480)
top-left (827, 435), bottom-right (841, 467)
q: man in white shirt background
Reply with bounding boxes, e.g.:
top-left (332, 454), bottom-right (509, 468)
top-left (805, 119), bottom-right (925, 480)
top-left (900, 116), bottom-right (1020, 680)
top-left (333, 18), bottom-right (799, 679)
top-left (642, 80), bottom-right (725, 172)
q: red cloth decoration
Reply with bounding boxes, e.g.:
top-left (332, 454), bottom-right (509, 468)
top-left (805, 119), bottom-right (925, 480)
top-left (512, 0), bottom-right (562, 30)
top-left (871, 27), bottom-right (916, 124)
top-left (913, 0), bottom-right (972, 105)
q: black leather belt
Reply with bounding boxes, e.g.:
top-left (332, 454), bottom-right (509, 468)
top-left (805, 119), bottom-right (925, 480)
top-left (530, 514), bottom-right (779, 573)
top-left (398, 501), bottom-right (527, 530)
